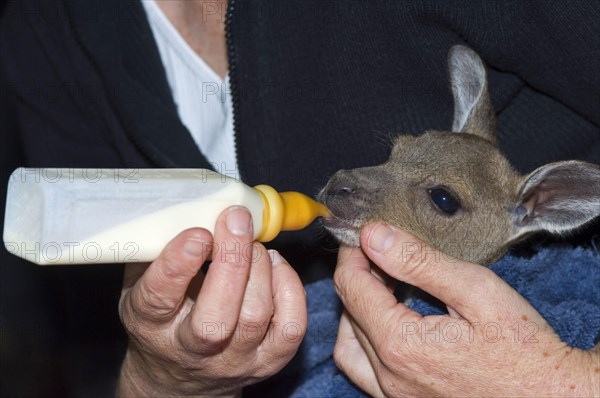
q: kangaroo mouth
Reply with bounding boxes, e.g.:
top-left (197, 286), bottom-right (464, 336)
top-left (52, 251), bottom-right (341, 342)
top-left (320, 212), bottom-right (362, 247)
top-left (317, 183), bottom-right (370, 247)
top-left (321, 213), bottom-right (359, 229)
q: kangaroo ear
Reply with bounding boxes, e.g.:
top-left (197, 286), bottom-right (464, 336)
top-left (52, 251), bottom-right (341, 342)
top-left (510, 161), bottom-right (600, 240)
top-left (448, 45), bottom-right (497, 144)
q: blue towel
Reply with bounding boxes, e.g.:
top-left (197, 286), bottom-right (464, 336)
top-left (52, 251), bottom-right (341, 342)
top-left (246, 245), bottom-right (599, 397)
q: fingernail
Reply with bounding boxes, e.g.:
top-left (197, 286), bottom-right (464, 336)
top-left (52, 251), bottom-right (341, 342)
top-left (184, 238), bottom-right (206, 259)
top-left (269, 249), bottom-right (283, 265)
top-left (226, 206), bottom-right (251, 236)
top-left (368, 224), bottom-right (396, 253)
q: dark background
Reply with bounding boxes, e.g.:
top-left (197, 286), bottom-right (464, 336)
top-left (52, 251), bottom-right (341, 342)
top-left (0, 0), bottom-right (125, 396)
top-left (1, 0), bottom-right (598, 396)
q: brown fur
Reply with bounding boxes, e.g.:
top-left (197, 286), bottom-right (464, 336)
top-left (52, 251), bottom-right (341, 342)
top-left (319, 46), bottom-right (600, 264)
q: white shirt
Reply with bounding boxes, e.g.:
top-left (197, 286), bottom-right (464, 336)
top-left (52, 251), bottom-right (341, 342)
top-left (141, 0), bottom-right (237, 177)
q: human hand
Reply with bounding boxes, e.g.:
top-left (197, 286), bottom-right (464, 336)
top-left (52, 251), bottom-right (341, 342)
top-left (333, 223), bottom-right (600, 397)
top-left (117, 207), bottom-right (307, 397)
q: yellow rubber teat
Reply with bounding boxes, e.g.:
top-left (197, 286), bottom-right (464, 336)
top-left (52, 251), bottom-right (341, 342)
top-left (280, 191), bottom-right (330, 230)
top-left (253, 185), bottom-right (330, 242)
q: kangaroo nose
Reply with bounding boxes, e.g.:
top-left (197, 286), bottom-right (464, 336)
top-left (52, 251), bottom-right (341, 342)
top-left (317, 171), bottom-right (358, 205)
top-left (318, 170), bottom-right (371, 221)
top-left (326, 173), bottom-right (358, 197)
top-left (330, 183), bottom-right (357, 196)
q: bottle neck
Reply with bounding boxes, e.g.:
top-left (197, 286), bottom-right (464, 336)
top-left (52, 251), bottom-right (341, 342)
top-left (253, 185), bottom-right (284, 242)
top-left (253, 185), bottom-right (330, 242)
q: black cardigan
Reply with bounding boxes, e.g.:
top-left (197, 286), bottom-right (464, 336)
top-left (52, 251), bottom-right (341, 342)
top-left (1, 1), bottom-right (599, 396)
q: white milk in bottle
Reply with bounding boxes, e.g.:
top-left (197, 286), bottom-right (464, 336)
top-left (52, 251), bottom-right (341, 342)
top-left (3, 168), bottom-right (329, 265)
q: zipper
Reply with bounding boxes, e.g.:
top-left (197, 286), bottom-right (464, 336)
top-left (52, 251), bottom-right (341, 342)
top-left (225, 0), bottom-right (243, 181)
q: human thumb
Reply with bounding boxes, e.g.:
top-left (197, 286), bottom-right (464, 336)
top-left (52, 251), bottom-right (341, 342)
top-left (360, 223), bottom-right (507, 320)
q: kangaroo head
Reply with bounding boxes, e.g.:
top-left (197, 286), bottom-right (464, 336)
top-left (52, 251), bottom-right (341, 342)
top-left (319, 45), bottom-right (600, 264)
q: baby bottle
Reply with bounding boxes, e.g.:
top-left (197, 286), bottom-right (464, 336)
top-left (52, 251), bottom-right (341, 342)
top-left (3, 168), bottom-right (329, 265)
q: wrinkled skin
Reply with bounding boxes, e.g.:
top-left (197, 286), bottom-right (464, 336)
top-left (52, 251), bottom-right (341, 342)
top-left (333, 224), bottom-right (600, 397)
top-left (117, 207), bottom-right (307, 397)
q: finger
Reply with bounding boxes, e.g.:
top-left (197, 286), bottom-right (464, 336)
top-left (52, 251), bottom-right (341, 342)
top-left (334, 245), bottom-right (421, 342)
top-left (334, 310), bottom-right (385, 397)
top-left (447, 305), bottom-right (463, 319)
top-left (370, 263), bottom-right (397, 294)
top-left (360, 223), bottom-right (517, 320)
top-left (229, 243), bottom-right (274, 354)
top-left (127, 228), bottom-right (212, 323)
top-left (181, 206), bottom-right (254, 351)
top-left (122, 262), bottom-right (150, 289)
top-left (185, 270), bottom-right (206, 300)
top-left (257, 250), bottom-right (307, 370)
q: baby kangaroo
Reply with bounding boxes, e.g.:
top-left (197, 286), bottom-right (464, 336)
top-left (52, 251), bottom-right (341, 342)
top-left (319, 45), bottom-right (600, 264)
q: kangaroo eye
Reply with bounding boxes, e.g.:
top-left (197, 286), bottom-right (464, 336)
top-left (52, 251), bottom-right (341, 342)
top-left (428, 187), bottom-right (461, 215)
